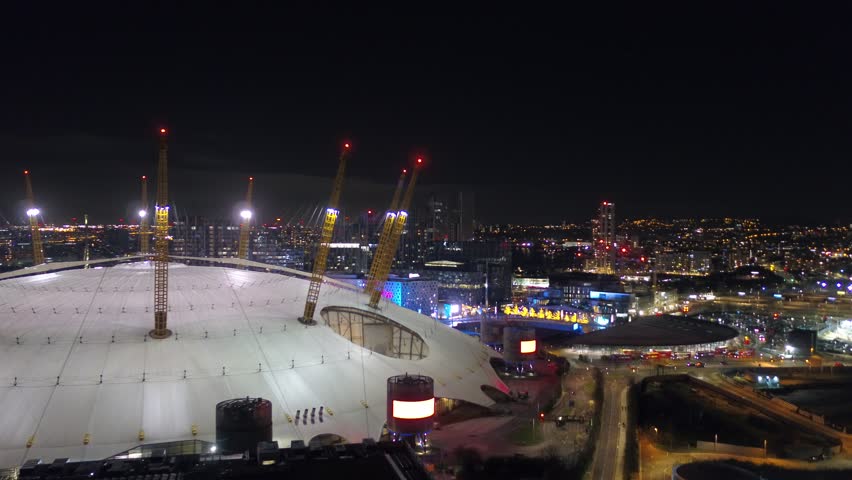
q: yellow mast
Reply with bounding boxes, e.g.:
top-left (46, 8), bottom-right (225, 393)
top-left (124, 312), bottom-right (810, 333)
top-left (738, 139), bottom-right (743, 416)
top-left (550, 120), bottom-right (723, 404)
top-left (139, 175), bottom-right (150, 255)
top-left (238, 176), bottom-right (254, 260)
top-left (23, 170), bottom-right (44, 265)
top-left (299, 142), bottom-right (351, 325)
top-left (364, 169), bottom-right (407, 300)
top-left (151, 128), bottom-right (172, 339)
top-left (368, 158), bottom-right (423, 308)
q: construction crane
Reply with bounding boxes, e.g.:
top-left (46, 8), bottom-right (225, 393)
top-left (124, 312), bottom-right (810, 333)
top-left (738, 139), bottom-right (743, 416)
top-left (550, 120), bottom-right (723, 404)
top-left (23, 170), bottom-right (44, 265)
top-left (368, 158), bottom-right (423, 309)
top-left (299, 142), bottom-right (351, 325)
top-left (139, 175), bottom-right (150, 255)
top-left (238, 176), bottom-right (254, 260)
top-left (364, 169), bottom-right (407, 300)
top-left (151, 128), bottom-right (172, 339)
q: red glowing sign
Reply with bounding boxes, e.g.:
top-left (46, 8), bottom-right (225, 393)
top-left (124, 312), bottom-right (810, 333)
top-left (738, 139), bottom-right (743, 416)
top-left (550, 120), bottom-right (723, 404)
top-left (520, 340), bottom-right (537, 354)
top-left (392, 398), bottom-right (435, 419)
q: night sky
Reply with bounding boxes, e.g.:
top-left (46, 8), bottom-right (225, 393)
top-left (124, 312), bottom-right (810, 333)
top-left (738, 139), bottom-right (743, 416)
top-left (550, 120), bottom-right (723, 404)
top-left (2, 4), bottom-right (851, 225)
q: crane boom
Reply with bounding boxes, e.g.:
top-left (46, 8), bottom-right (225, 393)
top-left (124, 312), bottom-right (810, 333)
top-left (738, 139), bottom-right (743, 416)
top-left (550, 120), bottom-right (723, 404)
top-left (238, 176), bottom-right (254, 260)
top-left (299, 142), bottom-right (351, 325)
top-left (23, 170), bottom-right (44, 265)
top-left (140, 176), bottom-right (150, 254)
top-left (364, 170), bottom-right (407, 299)
top-left (368, 159), bottom-right (422, 308)
top-left (151, 128), bottom-right (172, 339)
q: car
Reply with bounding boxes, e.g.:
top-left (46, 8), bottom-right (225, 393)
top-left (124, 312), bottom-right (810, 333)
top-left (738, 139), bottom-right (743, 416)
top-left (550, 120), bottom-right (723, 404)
top-left (695, 362), bottom-right (705, 368)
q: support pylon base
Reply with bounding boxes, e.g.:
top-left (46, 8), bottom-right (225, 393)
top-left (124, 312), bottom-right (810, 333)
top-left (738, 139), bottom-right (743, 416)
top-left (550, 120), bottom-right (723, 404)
top-left (148, 328), bottom-right (173, 340)
top-left (297, 317), bottom-right (316, 326)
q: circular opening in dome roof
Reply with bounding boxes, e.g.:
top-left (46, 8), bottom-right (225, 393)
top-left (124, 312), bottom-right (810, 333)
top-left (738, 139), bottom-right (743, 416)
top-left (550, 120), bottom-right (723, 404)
top-left (320, 306), bottom-right (429, 360)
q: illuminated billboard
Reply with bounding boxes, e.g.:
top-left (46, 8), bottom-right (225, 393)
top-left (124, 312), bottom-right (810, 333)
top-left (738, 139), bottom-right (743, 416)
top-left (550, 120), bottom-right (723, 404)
top-left (392, 398), bottom-right (435, 419)
top-left (520, 339), bottom-right (537, 354)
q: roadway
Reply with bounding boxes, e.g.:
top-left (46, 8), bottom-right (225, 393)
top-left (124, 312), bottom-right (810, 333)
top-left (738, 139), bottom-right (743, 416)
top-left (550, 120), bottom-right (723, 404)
top-left (588, 377), bottom-right (628, 480)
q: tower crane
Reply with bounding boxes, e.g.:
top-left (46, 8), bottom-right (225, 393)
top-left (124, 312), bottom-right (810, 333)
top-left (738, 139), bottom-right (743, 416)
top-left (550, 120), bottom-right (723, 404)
top-left (139, 175), bottom-right (150, 255)
top-left (23, 170), bottom-right (44, 265)
top-left (364, 169), bottom-right (407, 300)
top-left (367, 158), bottom-right (423, 309)
top-left (299, 142), bottom-right (351, 325)
top-left (151, 128), bottom-right (172, 339)
top-left (238, 176), bottom-right (254, 260)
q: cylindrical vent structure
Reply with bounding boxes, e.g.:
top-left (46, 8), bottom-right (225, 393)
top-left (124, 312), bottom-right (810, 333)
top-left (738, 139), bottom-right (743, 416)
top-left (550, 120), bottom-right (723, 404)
top-left (386, 374), bottom-right (435, 436)
top-left (502, 327), bottom-right (537, 363)
top-left (215, 397), bottom-right (272, 455)
top-left (480, 320), bottom-right (502, 344)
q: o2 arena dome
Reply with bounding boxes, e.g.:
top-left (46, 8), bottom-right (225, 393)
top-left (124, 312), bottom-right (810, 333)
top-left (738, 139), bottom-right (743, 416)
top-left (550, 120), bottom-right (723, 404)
top-left (0, 258), bottom-right (506, 467)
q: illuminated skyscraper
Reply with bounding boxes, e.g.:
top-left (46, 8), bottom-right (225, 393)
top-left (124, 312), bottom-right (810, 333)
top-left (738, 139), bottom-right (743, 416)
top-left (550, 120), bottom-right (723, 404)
top-left (593, 201), bottom-right (616, 273)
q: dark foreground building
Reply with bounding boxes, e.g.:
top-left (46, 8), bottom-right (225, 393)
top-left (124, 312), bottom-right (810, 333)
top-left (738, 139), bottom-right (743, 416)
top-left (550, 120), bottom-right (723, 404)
top-left (4, 439), bottom-right (428, 480)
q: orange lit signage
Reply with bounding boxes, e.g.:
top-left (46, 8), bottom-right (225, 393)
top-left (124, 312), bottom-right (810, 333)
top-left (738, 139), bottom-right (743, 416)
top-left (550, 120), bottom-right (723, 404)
top-left (392, 398), bottom-right (435, 419)
top-left (520, 340), bottom-right (537, 354)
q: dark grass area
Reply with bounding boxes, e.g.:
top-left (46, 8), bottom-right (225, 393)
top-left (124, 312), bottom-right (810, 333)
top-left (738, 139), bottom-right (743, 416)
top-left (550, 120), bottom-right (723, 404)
top-left (689, 460), bottom-right (852, 480)
top-left (639, 380), bottom-right (833, 457)
top-left (775, 384), bottom-right (852, 430)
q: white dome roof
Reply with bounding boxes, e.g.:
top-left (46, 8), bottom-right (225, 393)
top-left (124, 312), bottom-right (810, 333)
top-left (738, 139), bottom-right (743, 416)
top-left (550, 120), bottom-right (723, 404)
top-left (0, 259), bottom-right (505, 467)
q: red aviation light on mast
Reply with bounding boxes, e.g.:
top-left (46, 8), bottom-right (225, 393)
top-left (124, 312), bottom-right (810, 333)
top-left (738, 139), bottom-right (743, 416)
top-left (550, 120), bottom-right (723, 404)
top-left (343, 142), bottom-right (351, 149)
top-left (24, 170), bottom-right (29, 175)
top-left (416, 157), bottom-right (423, 164)
top-left (159, 128), bottom-right (167, 134)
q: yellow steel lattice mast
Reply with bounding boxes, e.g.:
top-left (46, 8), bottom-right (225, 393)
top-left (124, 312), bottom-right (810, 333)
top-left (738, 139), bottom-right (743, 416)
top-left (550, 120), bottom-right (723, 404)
top-left (139, 175), bottom-right (150, 255)
top-left (238, 176), bottom-right (254, 260)
top-left (368, 158), bottom-right (422, 308)
top-left (364, 169), bottom-right (407, 300)
top-left (151, 128), bottom-right (172, 339)
top-left (299, 142), bottom-right (351, 325)
top-left (23, 170), bottom-right (44, 265)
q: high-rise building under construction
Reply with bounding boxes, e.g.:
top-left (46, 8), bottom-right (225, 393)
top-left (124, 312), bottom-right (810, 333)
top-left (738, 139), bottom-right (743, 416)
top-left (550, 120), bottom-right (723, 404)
top-left (593, 201), bottom-right (616, 273)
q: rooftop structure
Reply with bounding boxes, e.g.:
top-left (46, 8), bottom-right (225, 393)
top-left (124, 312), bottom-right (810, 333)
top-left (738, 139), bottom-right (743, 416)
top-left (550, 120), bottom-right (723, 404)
top-left (564, 314), bottom-right (738, 347)
top-left (0, 258), bottom-right (505, 468)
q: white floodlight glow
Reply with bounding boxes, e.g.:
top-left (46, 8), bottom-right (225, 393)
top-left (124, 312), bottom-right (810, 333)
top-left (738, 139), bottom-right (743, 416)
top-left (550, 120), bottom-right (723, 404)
top-left (240, 210), bottom-right (253, 220)
top-left (26, 208), bottom-right (40, 217)
top-left (138, 210), bottom-right (147, 218)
